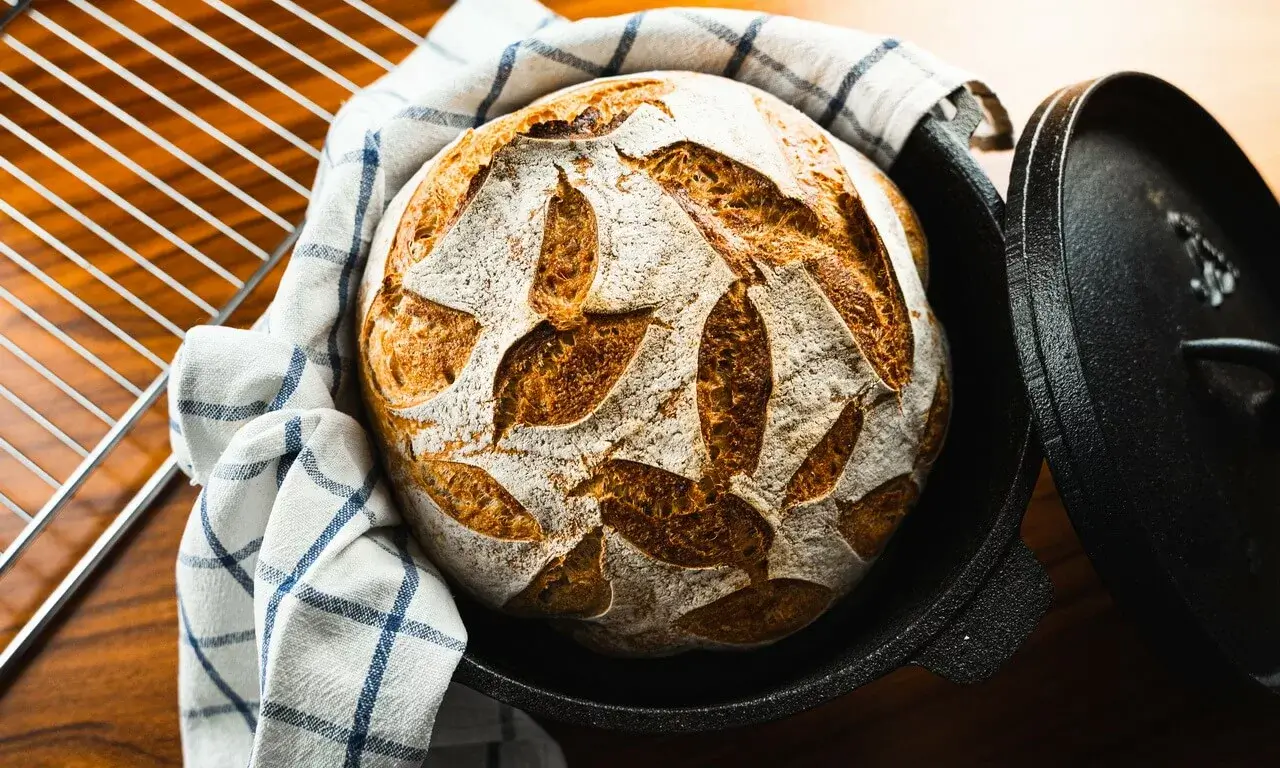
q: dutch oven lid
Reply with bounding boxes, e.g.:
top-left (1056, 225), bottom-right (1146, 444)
top-left (1005, 71), bottom-right (1280, 693)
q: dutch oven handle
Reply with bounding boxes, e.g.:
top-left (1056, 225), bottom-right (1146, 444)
top-left (902, 84), bottom-right (1050, 684)
top-left (910, 539), bottom-right (1052, 684)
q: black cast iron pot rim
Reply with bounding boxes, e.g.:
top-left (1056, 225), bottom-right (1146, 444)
top-left (455, 423), bottom-right (1041, 733)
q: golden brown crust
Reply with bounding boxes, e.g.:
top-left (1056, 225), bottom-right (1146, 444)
top-left (524, 105), bottom-right (635, 140)
top-left (752, 95), bottom-right (915, 391)
top-left (359, 73), bottom-right (941, 655)
top-left (385, 78), bottom-right (675, 283)
top-left (360, 78), bottom-right (678, 430)
top-left (363, 288), bottom-right (481, 408)
top-left (781, 399), bottom-right (865, 509)
top-left (630, 135), bottom-right (914, 392)
top-left (414, 459), bottom-right (544, 541)
top-left (673, 578), bottom-right (832, 645)
top-left (504, 527), bottom-right (612, 617)
top-left (528, 168), bottom-right (598, 328)
top-left (869, 171), bottom-right (929, 287)
top-left (583, 459), bottom-right (772, 578)
top-left (491, 310), bottom-right (654, 440)
top-left (915, 370), bottom-right (950, 469)
top-left (697, 280), bottom-right (772, 481)
top-left (626, 142), bottom-right (818, 280)
top-left (837, 474), bottom-right (918, 558)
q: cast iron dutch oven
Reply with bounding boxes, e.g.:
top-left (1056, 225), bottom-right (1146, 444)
top-left (452, 72), bottom-right (1280, 731)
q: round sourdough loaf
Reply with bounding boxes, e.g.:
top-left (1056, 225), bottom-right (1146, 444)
top-left (357, 72), bottom-right (950, 656)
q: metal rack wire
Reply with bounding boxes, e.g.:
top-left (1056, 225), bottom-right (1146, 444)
top-left (0, 0), bottom-right (424, 678)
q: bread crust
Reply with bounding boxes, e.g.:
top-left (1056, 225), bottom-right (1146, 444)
top-left (357, 72), bottom-right (949, 655)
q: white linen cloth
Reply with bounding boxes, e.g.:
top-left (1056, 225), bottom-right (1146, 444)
top-left (169, 0), bottom-right (1008, 765)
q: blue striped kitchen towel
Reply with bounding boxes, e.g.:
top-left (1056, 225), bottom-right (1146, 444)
top-left (168, 0), bottom-right (1008, 765)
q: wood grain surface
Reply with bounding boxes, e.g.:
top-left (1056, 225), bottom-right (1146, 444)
top-left (1, 0), bottom-right (1278, 765)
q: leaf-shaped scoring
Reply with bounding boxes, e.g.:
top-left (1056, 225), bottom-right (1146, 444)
top-left (528, 168), bottom-right (598, 329)
top-left (781, 399), bottom-right (865, 509)
top-left (414, 459), bottom-right (543, 542)
top-left (363, 287), bottom-right (481, 408)
top-left (633, 136), bottom-right (914, 392)
top-left (836, 474), bottom-right (918, 559)
top-left (914, 371), bottom-right (950, 469)
top-left (491, 310), bottom-right (653, 441)
top-left (673, 578), bottom-right (832, 645)
top-left (868, 170), bottom-right (929, 288)
top-left (504, 527), bottom-right (612, 618)
top-left (583, 459), bottom-right (772, 578)
top-left (697, 279), bottom-right (772, 483)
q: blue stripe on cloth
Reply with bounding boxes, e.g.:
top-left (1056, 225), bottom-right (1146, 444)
top-left (169, 417), bottom-right (182, 435)
top-left (394, 105), bottom-right (475, 127)
top-left (180, 536), bottom-right (262, 569)
top-left (181, 344), bottom-right (307, 426)
top-left (676, 11), bottom-right (887, 152)
top-left (269, 346), bottom-right (307, 411)
top-left (819, 39), bottom-right (899, 128)
top-left (326, 131), bottom-right (380, 398)
top-left (331, 146), bottom-right (376, 167)
top-left (178, 595), bottom-right (257, 732)
top-left (367, 537), bottom-right (403, 561)
top-left (722, 15), bottom-right (766, 78)
top-left (260, 702), bottom-right (428, 762)
top-left (259, 469), bottom-right (379, 694)
top-left (522, 38), bottom-right (604, 76)
top-left (182, 700), bottom-right (261, 720)
top-left (344, 528), bottom-right (420, 767)
top-left (474, 41), bottom-right (521, 126)
top-left (257, 562), bottom-right (465, 652)
top-left (177, 399), bottom-right (268, 422)
top-left (294, 243), bottom-right (352, 265)
top-left (602, 13), bottom-right (644, 76)
top-left (192, 628), bottom-right (257, 649)
top-left (298, 448), bottom-right (359, 497)
top-left (277, 415), bottom-right (303, 489)
top-left (211, 459), bottom-right (272, 481)
top-left (197, 492), bottom-right (255, 595)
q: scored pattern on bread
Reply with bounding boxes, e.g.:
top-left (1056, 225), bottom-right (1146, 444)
top-left (525, 104), bottom-right (637, 140)
top-left (915, 371), bottom-right (951, 469)
top-left (673, 578), bottom-right (833, 645)
top-left (504, 527), bottom-right (612, 617)
top-left (385, 77), bottom-right (676, 280)
top-left (491, 310), bottom-right (654, 441)
top-left (837, 474), bottom-right (919, 559)
top-left (529, 168), bottom-right (599, 328)
top-left (413, 459), bottom-right (544, 542)
top-left (869, 170), bottom-right (930, 288)
top-left (357, 72), bottom-right (949, 655)
top-left (781, 399), bottom-right (866, 509)
top-left (696, 279), bottom-right (772, 480)
top-left (631, 136), bottom-right (914, 393)
top-left (364, 287), bottom-right (481, 407)
top-left (583, 459), bottom-right (772, 577)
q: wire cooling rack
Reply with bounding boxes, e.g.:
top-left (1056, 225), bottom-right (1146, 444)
top-left (0, 0), bottom-right (430, 678)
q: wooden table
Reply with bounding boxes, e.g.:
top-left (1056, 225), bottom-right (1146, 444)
top-left (1, 1), bottom-right (1278, 765)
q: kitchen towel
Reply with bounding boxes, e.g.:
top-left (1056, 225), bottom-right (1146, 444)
top-left (169, 0), bottom-right (1008, 765)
